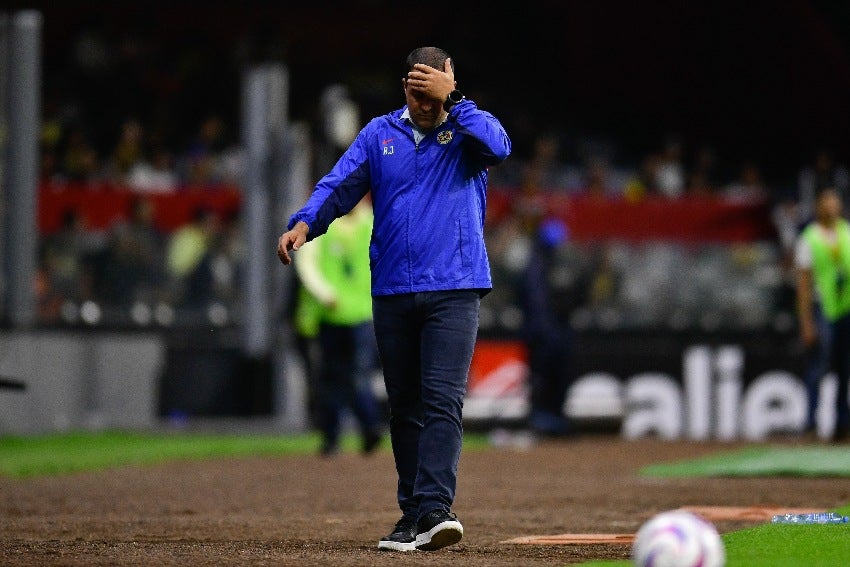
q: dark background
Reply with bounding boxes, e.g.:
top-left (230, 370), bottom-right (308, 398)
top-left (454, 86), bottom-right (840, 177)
top-left (7, 0), bottom-right (850, 187)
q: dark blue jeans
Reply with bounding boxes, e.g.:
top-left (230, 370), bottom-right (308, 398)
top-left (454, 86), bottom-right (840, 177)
top-left (372, 290), bottom-right (480, 521)
top-left (830, 313), bottom-right (850, 432)
top-left (317, 321), bottom-right (381, 450)
top-left (803, 303), bottom-right (832, 430)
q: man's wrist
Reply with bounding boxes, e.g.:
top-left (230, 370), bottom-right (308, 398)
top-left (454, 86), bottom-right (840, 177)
top-left (443, 89), bottom-right (464, 112)
top-left (293, 220), bottom-right (310, 236)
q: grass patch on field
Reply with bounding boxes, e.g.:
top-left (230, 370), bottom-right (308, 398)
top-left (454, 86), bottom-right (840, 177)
top-left (641, 446), bottom-right (850, 478)
top-left (580, 504), bottom-right (850, 567)
top-left (582, 446), bottom-right (850, 566)
top-left (0, 430), bottom-right (490, 478)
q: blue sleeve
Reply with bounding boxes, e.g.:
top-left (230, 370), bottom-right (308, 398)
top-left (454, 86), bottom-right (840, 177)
top-left (448, 99), bottom-right (511, 165)
top-left (287, 127), bottom-right (372, 240)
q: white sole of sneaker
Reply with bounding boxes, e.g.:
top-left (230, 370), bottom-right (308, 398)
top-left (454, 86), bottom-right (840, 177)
top-left (377, 540), bottom-right (417, 552)
top-left (414, 520), bottom-right (463, 551)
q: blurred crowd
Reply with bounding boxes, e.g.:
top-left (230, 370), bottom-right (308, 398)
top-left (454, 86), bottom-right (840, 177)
top-left (479, 131), bottom-right (849, 331)
top-left (489, 130), bottom-right (848, 206)
top-left (37, 198), bottom-right (243, 325)
top-left (40, 112), bottom-right (244, 192)
top-left (36, 10), bottom-right (256, 192)
top-left (25, 16), bottom-right (850, 331)
top-left (32, 129), bottom-right (850, 332)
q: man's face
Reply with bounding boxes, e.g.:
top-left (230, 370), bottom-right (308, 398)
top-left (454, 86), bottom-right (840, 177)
top-left (817, 190), bottom-right (842, 222)
top-left (403, 79), bottom-right (445, 131)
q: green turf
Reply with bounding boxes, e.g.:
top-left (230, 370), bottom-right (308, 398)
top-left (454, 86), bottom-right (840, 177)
top-left (0, 430), bottom-right (490, 478)
top-left (0, 431), bottom-right (322, 477)
top-left (641, 446), bottom-right (850, 478)
top-left (579, 505), bottom-right (850, 566)
top-left (720, 512), bottom-right (850, 566)
top-left (580, 446), bottom-right (850, 567)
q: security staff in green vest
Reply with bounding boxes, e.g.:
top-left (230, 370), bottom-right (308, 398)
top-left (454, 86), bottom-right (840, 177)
top-left (294, 198), bottom-right (383, 455)
top-left (795, 187), bottom-right (850, 442)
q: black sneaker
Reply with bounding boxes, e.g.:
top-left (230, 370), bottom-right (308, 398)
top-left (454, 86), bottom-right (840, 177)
top-left (377, 516), bottom-right (417, 551)
top-left (415, 509), bottom-right (463, 551)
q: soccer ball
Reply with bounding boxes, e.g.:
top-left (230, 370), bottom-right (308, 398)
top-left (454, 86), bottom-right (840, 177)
top-left (632, 510), bottom-right (725, 567)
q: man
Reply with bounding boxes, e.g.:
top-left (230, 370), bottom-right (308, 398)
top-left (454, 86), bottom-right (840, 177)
top-left (795, 187), bottom-right (850, 442)
top-left (516, 218), bottom-right (589, 436)
top-left (293, 198), bottom-right (383, 456)
top-left (278, 46), bottom-right (511, 551)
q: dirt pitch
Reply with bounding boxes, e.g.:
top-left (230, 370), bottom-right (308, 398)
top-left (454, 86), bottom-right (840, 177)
top-left (2, 435), bottom-right (848, 566)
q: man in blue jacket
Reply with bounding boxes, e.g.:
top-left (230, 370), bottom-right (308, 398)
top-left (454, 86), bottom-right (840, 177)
top-left (278, 46), bottom-right (511, 551)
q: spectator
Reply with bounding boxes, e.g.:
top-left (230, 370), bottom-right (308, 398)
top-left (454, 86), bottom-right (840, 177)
top-left (88, 224), bottom-right (148, 306)
top-left (771, 185), bottom-right (804, 279)
top-left (107, 118), bottom-right (147, 184)
top-left (37, 209), bottom-right (88, 318)
top-left (86, 198), bottom-right (165, 307)
top-left (179, 114), bottom-right (229, 186)
top-left (39, 208), bottom-right (105, 304)
top-left (60, 127), bottom-right (100, 183)
top-left (654, 138), bottom-right (686, 198)
top-left (587, 244), bottom-right (620, 307)
top-left (623, 153), bottom-right (660, 201)
top-left (686, 146), bottom-right (719, 197)
top-left (127, 146), bottom-right (179, 193)
top-left (520, 132), bottom-right (571, 193)
top-left (207, 208), bottom-right (243, 303)
top-left (165, 207), bottom-right (221, 307)
top-left (516, 218), bottom-right (591, 436)
top-left (798, 148), bottom-right (850, 224)
top-left (582, 158), bottom-right (612, 199)
top-left (722, 160), bottom-right (768, 202)
top-left (117, 196), bottom-right (168, 301)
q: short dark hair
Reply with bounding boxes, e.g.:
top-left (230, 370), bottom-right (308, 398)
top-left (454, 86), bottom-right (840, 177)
top-left (404, 46), bottom-right (454, 76)
top-left (815, 186), bottom-right (839, 200)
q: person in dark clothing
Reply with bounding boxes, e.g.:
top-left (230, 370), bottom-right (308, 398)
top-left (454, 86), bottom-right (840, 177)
top-left (517, 218), bottom-right (589, 436)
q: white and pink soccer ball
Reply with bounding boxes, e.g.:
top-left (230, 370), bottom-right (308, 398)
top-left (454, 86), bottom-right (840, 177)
top-left (632, 510), bottom-right (726, 567)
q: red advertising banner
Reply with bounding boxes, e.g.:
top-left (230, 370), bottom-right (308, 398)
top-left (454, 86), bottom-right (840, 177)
top-left (486, 189), bottom-right (776, 243)
top-left (39, 184), bottom-right (776, 243)
top-left (38, 183), bottom-right (242, 234)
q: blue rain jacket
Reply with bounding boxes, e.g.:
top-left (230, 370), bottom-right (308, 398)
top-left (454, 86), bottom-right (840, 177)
top-left (288, 99), bottom-right (511, 296)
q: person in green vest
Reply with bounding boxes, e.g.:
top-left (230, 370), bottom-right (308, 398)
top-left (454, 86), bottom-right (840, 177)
top-left (294, 197), bottom-right (383, 455)
top-left (795, 186), bottom-right (850, 442)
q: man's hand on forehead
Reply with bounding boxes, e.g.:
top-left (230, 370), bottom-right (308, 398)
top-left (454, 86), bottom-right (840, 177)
top-left (406, 58), bottom-right (455, 101)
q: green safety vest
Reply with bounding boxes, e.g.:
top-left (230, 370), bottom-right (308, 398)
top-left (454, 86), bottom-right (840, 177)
top-left (802, 219), bottom-right (850, 321)
top-left (293, 283), bottom-right (323, 338)
top-left (294, 208), bottom-right (373, 333)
